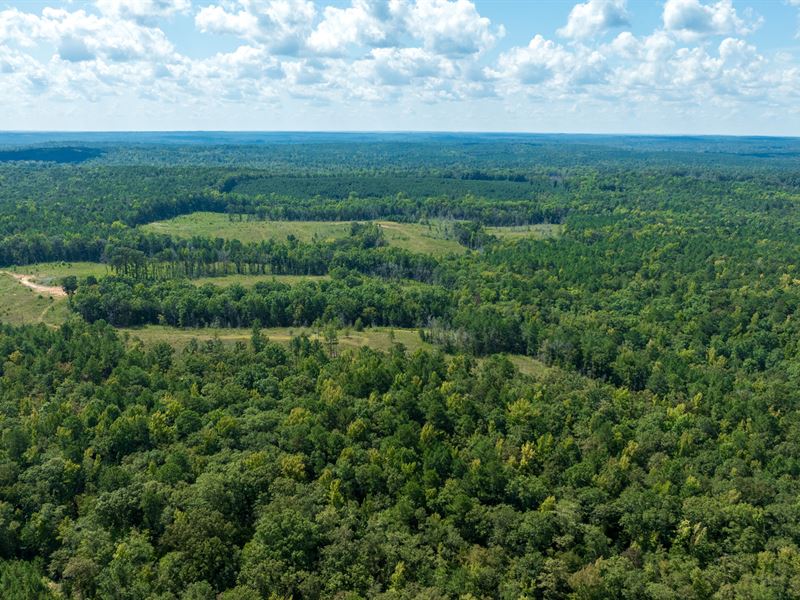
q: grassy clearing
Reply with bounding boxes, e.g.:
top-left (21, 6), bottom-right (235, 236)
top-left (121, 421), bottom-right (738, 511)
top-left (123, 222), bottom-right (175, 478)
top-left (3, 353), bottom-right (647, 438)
top-left (143, 213), bottom-right (352, 244)
top-left (487, 223), bottom-right (564, 240)
top-left (191, 274), bottom-right (330, 287)
top-left (117, 323), bottom-right (553, 379)
top-left (6, 263), bottom-right (329, 290)
top-left (142, 213), bottom-right (464, 257)
top-left (4, 261), bottom-right (109, 285)
top-left (118, 325), bottom-right (432, 353)
top-left (507, 355), bottom-right (550, 378)
top-left (0, 273), bottom-right (70, 327)
top-left (376, 221), bottom-right (463, 256)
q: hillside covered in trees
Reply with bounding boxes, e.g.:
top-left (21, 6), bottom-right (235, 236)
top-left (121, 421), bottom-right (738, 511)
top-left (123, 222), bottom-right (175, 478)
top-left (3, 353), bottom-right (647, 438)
top-left (2, 133), bottom-right (800, 599)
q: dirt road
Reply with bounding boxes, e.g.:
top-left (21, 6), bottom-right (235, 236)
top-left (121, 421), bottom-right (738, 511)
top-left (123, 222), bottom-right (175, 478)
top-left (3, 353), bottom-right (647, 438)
top-left (0, 271), bottom-right (68, 298)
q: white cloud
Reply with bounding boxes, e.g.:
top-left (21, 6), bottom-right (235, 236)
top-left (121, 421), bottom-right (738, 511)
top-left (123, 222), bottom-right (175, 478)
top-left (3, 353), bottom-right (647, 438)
top-left (195, 5), bottom-right (259, 38)
top-left (196, 0), bottom-right (316, 55)
top-left (95, 0), bottom-right (190, 24)
top-left (261, 0), bottom-right (501, 58)
top-left (307, 0), bottom-right (404, 55)
top-left (0, 7), bottom-right (176, 63)
top-left (359, 47), bottom-right (453, 85)
top-left (491, 35), bottom-right (570, 85)
top-left (491, 34), bottom-right (611, 90)
top-left (0, 0), bottom-right (798, 132)
top-left (558, 0), bottom-right (628, 40)
top-left (408, 0), bottom-right (501, 56)
top-left (662, 0), bottom-right (759, 41)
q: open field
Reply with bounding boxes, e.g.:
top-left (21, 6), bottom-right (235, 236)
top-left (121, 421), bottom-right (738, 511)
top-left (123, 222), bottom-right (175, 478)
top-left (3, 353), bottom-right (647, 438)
top-left (487, 223), bottom-right (564, 240)
top-left (508, 354), bottom-right (551, 377)
top-left (6, 262), bottom-right (327, 288)
top-left (0, 270), bottom-right (553, 378)
top-left (143, 213), bottom-right (351, 243)
top-left (117, 323), bottom-right (552, 378)
top-left (118, 324), bottom-right (432, 352)
top-left (376, 220), bottom-right (463, 256)
top-left (191, 273), bottom-right (331, 286)
top-left (142, 213), bottom-right (465, 256)
top-left (0, 272), bottom-right (70, 326)
top-left (3, 261), bottom-right (109, 285)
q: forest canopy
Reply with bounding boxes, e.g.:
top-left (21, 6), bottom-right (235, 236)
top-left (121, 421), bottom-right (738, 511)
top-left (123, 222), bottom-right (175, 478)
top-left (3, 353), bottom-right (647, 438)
top-left (1, 133), bottom-right (800, 599)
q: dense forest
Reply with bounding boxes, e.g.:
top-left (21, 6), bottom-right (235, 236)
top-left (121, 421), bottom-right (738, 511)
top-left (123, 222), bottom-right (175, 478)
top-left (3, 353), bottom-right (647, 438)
top-left (2, 134), bottom-right (800, 598)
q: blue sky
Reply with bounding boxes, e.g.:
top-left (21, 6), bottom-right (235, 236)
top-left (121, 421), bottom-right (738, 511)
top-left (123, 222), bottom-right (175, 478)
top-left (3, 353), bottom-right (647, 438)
top-left (1, 0), bottom-right (799, 134)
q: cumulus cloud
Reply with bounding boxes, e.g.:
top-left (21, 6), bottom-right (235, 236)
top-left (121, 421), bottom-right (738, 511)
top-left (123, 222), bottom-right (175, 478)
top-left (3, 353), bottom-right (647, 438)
top-left (0, 0), bottom-right (798, 131)
top-left (662, 0), bottom-right (759, 40)
top-left (490, 34), bottom-right (612, 94)
top-left (307, 0), bottom-right (405, 55)
top-left (0, 7), bottom-right (176, 62)
top-left (195, 0), bottom-right (317, 55)
top-left (215, 0), bottom-right (503, 58)
top-left (95, 0), bottom-right (191, 24)
top-left (408, 0), bottom-right (501, 56)
top-left (558, 0), bottom-right (628, 40)
top-left (360, 47), bottom-right (453, 85)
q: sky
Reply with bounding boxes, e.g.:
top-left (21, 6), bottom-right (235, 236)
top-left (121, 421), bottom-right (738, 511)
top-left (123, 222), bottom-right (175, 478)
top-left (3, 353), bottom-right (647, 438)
top-left (0, 0), bottom-right (798, 134)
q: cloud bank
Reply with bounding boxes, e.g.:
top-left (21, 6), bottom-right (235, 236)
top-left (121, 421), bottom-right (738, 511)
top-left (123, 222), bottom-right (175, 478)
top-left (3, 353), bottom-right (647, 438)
top-left (0, 0), bottom-right (797, 133)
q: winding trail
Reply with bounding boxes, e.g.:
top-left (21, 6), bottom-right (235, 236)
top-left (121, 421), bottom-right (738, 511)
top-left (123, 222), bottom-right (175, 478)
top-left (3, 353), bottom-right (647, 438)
top-left (0, 271), bottom-right (67, 297)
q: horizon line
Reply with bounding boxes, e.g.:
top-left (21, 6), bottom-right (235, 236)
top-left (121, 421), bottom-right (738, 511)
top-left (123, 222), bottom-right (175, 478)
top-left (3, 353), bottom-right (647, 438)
top-left (1, 130), bottom-right (799, 140)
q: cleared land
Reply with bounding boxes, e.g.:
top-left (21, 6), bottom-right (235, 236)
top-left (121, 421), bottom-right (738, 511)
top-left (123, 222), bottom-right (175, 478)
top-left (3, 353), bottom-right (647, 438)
top-left (118, 323), bottom-right (551, 378)
top-left (1, 271), bottom-right (67, 297)
top-left (118, 325), bottom-right (431, 352)
top-left (3, 261), bottom-right (109, 284)
top-left (486, 223), bottom-right (564, 240)
top-left (142, 213), bottom-right (464, 256)
top-left (0, 271), bottom-right (551, 378)
top-left (143, 214), bottom-right (351, 244)
top-left (191, 273), bottom-right (330, 286)
top-left (377, 221), bottom-right (462, 256)
top-left (0, 272), bottom-right (70, 326)
top-left (6, 262), bottom-right (327, 289)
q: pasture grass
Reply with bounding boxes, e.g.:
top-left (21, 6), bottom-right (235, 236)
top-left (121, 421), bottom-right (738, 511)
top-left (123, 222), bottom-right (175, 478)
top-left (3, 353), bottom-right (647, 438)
top-left (191, 274), bottom-right (330, 286)
top-left (4, 261), bottom-right (109, 285)
top-left (117, 322), bottom-right (552, 379)
top-left (142, 213), bottom-right (464, 256)
top-left (486, 223), bottom-right (564, 240)
top-left (0, 273), bottom-right (70, 326)
top-left (118, 324), bottom-right (432, 353)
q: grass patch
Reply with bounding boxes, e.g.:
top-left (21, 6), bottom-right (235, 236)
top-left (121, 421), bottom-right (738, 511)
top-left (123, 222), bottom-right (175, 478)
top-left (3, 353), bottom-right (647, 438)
top-left (143, 213), bottom-right (351, 244)
top-left (116, 323), bottom-right (554, 380)
top-left (376, 221), bottom-right (463, 256)
top-left (191, 274), bottom-right (331, 287)
top-left (487, 223), bottom-right (563, 240)
top-left (142, 213), bottom-right (465, 257)
top-left (4, 261), bottom-right (108, 285)
top-left (6, 263), bottom-right (327, 289)
top-left (507, 355), bottom-right (551, 378)
top-left (0, 273), bottom-right (70, 327)
top-left (118, 325), bottom-right (432, 353)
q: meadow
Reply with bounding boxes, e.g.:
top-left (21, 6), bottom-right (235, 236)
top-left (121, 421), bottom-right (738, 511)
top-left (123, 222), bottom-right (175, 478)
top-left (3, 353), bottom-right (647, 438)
top-left (142, 212), bottom-right (558, 257)
top-left (2, 261), bottom-right (109, 284)
top-left (0, 272), bottom-right (69, 326)
top-left (486, 222), bottom-right (564, 239)
top-left (117, 324), bottom-right (429, 351)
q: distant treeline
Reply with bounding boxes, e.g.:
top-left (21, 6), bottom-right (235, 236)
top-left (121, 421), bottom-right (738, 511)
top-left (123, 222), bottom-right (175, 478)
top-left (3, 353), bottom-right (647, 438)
top-left (0, 146), bottom-right (103, 163)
